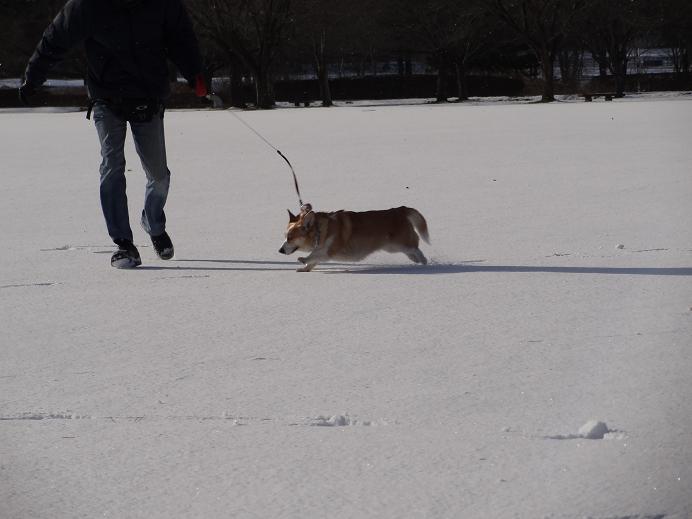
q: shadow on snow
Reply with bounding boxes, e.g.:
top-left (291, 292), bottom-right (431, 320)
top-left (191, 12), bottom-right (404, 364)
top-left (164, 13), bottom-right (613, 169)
top-left (343, 264), bottom-right (692, 276)
top-left (136, 259), bottom-right (692, 276)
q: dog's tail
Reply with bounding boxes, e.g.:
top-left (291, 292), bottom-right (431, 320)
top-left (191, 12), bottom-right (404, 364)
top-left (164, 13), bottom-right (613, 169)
top-left (406, 208), bottom-right (430, 244)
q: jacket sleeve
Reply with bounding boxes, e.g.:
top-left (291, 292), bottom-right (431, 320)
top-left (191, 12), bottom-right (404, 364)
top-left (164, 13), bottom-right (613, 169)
top-left (164, 0), bottom-right (204, 85)
top-left (24, 0), bottom-right (91, 89)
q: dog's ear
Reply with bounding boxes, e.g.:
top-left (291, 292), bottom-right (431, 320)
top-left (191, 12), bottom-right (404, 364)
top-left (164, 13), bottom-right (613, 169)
top-left (300, 203), bottom-right (312, 214)
top-left (287, 209), bottom-right (299, 223)
top-left (302, 211), bottom-right (315, 229)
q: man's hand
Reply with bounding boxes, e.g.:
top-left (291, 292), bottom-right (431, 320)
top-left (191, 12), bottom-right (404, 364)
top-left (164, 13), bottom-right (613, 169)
top-left (18, 83), bottom-right (35, 106)
top-left (192, 74), bottom-right (207, 97)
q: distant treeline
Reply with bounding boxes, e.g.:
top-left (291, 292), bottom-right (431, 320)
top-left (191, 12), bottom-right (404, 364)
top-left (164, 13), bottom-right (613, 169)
top-left (1, 0), bottom-right (691, 107)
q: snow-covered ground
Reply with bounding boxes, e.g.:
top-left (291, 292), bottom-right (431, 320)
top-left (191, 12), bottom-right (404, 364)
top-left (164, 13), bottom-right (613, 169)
top-left (1, 95), bottom-right (691, 519)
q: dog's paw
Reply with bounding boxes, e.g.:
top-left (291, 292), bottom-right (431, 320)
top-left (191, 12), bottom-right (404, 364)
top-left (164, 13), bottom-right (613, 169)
top-left (297, 265), bottom-right (311, 272)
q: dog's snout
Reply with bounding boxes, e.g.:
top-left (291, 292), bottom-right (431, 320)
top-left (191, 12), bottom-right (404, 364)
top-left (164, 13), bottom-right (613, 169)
top-left (279, 240), bottom-right (297, 255)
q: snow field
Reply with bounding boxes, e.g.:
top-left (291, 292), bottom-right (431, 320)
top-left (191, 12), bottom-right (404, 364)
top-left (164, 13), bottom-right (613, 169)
top-left (1, 95), bottom-right (692, 518)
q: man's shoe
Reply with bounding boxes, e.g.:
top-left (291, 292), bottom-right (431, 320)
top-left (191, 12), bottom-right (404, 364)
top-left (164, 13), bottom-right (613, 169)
top-left (151, 231), bottom-right (174, 260)
top-left (111, 239), bottom-right (142, 268)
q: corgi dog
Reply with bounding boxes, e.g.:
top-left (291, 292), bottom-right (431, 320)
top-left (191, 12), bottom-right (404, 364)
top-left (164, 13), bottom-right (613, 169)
top-left (278, 204), bottom-right (429, 272)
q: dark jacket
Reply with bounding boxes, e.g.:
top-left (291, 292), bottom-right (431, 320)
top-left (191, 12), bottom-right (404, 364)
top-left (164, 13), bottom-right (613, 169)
top-left (24, 0), bottom-right (203, 100)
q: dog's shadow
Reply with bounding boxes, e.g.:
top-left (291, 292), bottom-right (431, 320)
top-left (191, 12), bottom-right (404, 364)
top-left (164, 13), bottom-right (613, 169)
top-left (140, 259), bottom-right (692, 277)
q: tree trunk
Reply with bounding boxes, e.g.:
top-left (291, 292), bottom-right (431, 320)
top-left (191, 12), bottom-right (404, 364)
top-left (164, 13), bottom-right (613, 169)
top-left (229, 56), bottom-right (245, 108)
top-left (436, 61), bottom-right (448, 103)
top-left (228, 53), bottom-right (246, 108)
top-left (671, 47), bottom-right (682, 76)
top-left (254, 68), bottom-right (274, 109)
top-left (319, 65), bottom-right (332, 107)
top-left (455, 62), bottom-right (469, 101)
top-left (613, 59), bottom-right (627, 97)
top-left (313, 30), bottom-right (332, 107)
top-left (599, 62), bottom-right (608, 78)
top-left (558, 49), bottom-right (583, 83)
top-left (587, 48), bottom-right (609, 79)
top-left (540, 48), bottom-right (555, 102)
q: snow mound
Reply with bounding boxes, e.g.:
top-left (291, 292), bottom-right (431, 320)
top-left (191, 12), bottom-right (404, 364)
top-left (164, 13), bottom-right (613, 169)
top-left (545, 420), bottom-right (626, 440)
top-left (578, 420), bottom-right (610, 439)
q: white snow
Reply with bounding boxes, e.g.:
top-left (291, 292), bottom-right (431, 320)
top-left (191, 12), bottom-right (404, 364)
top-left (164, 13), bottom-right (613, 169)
top-left (1, 94), bottom-right (692, 519)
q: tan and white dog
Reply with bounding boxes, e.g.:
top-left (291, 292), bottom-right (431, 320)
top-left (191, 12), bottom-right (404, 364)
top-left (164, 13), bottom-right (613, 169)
top-left (278, 204), bottom-right (429, 271)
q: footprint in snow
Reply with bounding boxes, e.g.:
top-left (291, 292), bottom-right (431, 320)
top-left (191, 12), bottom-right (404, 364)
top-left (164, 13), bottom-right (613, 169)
top-left (309, 414), bottom-right (382, 427)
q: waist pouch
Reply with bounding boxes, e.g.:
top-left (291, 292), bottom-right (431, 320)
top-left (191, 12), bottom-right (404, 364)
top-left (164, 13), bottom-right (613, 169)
top-left (89, 98), bottom-right (164, 123)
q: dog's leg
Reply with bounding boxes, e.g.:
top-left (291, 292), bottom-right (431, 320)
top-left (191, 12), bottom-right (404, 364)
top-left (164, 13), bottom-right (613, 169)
top-left (297, 262), bottom-right (317, 272)
top-left (297, 249), bottom-right (328, 272)
top-left (406, 248), bottom-right (428, 265)
top-left (297, 256), bottom-right (321, 272)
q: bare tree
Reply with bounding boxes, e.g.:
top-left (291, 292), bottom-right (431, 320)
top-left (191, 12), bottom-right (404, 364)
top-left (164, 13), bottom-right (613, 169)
top-left (6, 0), bottom-right (689, 105)
top-left (556, 18), bottom-right (585, 86)
top-left (0, 0), bottom-right (86, 79)
top-left (580, 0), bottom-right (652, 97)
top-left (346, 0), bottom-right (392, 79)
top-left (383, 0), bottom-right (490, 102)
top-left (452, 3), bottom-right (500, 101)
top-left (557, 47), bottom-right (584, 84)
top-left (657, 0), bottom-right (692, 78)
top-left (290, 0), bottom-right (356, 106)
top-left (489, 0), bottom-right (588, 102)
top-left (189, 0), bottom-right (292, 108)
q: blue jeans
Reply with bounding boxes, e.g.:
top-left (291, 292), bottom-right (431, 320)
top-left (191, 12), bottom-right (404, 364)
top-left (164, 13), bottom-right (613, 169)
top-left (93, 101), bottom-right (170, 243)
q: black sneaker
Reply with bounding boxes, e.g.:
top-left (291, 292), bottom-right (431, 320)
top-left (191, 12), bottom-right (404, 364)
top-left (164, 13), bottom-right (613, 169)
top-left (151, 231), bottom-right (174, 260)
top-left (111, 239), bottom-right (142, 269)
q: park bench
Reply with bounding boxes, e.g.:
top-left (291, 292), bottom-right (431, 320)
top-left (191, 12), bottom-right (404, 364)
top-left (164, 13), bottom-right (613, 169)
top-left (581, 92), bottom-right (617, 102)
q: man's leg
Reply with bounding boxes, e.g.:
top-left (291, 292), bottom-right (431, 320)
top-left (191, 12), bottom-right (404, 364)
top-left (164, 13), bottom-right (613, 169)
top-left (93, 102), bottom-right (133, 242)
top-left (130, 112), bottom-right (170, 238)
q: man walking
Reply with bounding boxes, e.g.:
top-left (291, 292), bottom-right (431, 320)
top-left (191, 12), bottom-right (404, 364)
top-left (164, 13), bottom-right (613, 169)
top-left (20, 0), bottom-right (208, 268)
